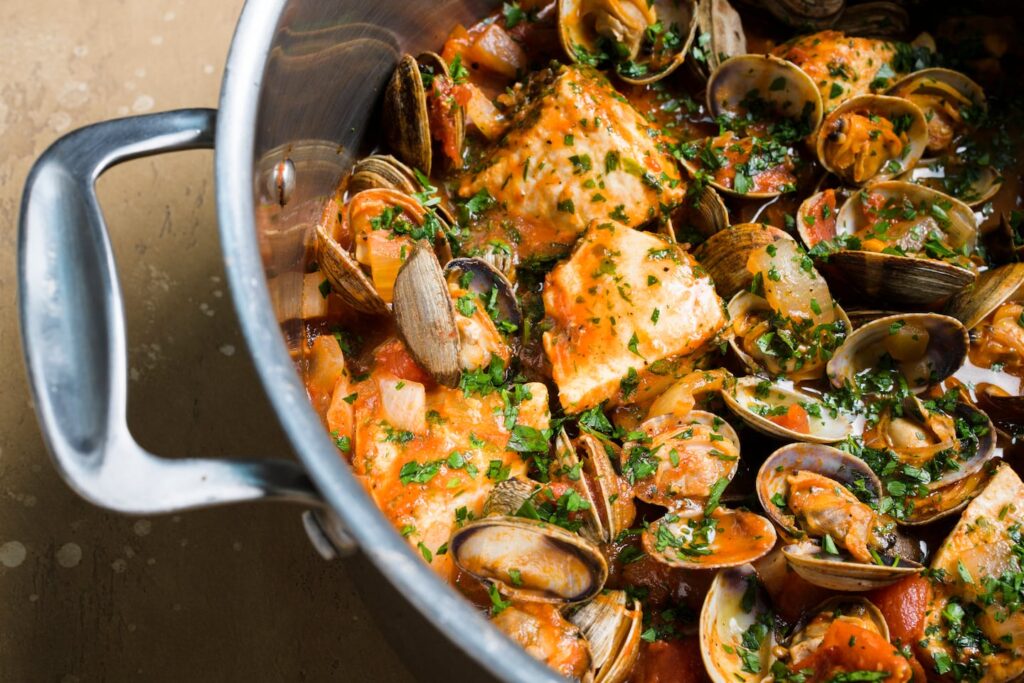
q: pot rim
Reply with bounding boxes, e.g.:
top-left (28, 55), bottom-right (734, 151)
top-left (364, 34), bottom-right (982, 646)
top-left (213, 2), bottom-right (560, 681)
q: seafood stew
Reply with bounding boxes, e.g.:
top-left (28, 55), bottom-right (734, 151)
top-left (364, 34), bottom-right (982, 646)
top-left (302, 1), bottom-right (1024, 680)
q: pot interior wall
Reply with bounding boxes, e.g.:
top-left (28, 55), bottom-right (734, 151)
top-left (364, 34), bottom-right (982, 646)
top-left (253, 0), bottom-right (494, 342)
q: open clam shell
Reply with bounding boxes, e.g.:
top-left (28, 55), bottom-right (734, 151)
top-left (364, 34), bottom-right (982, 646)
top-left (736, 0), bottom-right (844, 29)
top-left (693, 224), bottom-right (792, 299)
top-left (623, 411), bottom-right (740, 508)
top-left (911, 157), bottom-right (1002, 208)
top-left (700, 564), bottom-right (775, 683)
top-left (659, 184), bottom-right (730, 244)
top-left (707, 54), bottom-right (824, 134)
top-left (690, 0), bottom-right (746, 80)
top-left (568, 590), bottom-right (643, 683)
top-left (945, 263), bottom-right (1024, 331)
top-left (349, 153), bottom-right (458, 224)
top-left (577, 434), bottom-right (636, 543)
top-left (382, 52), bottom-right (465, 176)
top-left (393, 245), bottom-right (462, 387)
top-left (826, 312), bottom-right (968, 394)
top-left (727, 289), bottom-right (851, 381)
top-left (450, 516), bottom-right (608, 604)
top-left (444, 257), bottom-right (522, 342)
top-left (723, 376), bottom-right (853, 444)
top-left (820, 180), bottom-right (978, 306)
top-left (833, 1), bottom-right (909, 38)
top-left (757, 442), bottom-right (882, 539)
top-left (886, 68), bottom-right (985, 157)
top-left (643, 506), bottom-right (777, 570)
top-left (558, 0), bottom-right (699, 84)
top-left (816, 95), bottom-right (928, 186)
top-left (785, 596), bottom-right (889, 663)
top-left (782, 540), bottom-right (923, 591)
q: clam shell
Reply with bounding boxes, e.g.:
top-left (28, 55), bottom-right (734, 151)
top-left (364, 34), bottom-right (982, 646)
top-left (911, 157), bottom-right (1002, 208)
top-left (315, 221), bottom-right (390, 315)
top-left (693, 224), bottom-right (792, 299)
top-left (383, 54), bottom-right (432, 174)
top-left (786, 596), bottom-right (889, 663)
top-left (623, 410), bottom-right (740, 508)
top-left (393, 246), bottom-right (461, 387)
top-left (691, 0), bottom-right (746, 79)
top-left (444, 257), bottom-right (523, 340)
top-left (660, 184), bottom-right (730, 243)
top-left (558, 0), bottom-right (699, 84)
top-left (642, 507), bottom-right (777, 570)
top-left (816, 95), bottom-right (928, 186)
top-left (833, 1), bottom-right (909, 38)
top-left (782, 540), bottom-right (923, 591)
top-left (826, 312), bottom-right (968, 394)
top-left (568, 590), bottom-right (643, 683)
top-left (578, 434), bottom-right (636, 543)
top-left (887, 68), bottom-right (985, 155)
top-left (736, 0), bottom-right (843, 28)
top-left (944, 263), bottom-right (1024, 331)
top-left (449, 516), bottom-right (608, 604)
top-left (726, 290), bottom-right (851, 381)
top-left (700, 564), bottom-right (775, 683)
top-left (349, 154), bottom-right (420, 195)
top-left (707, 54), bottom-right (824, 134)
top-left (722, 376), bottom-right (853, 444)
top-left (757, 442), bottom-right (882, 539)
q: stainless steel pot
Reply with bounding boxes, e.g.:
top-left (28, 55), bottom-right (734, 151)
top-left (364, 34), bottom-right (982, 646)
top-left (17, 1), bottom-right (562, 680)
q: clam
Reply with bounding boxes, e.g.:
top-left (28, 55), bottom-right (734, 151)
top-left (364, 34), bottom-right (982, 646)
top-left (886, 68), bottom-right (986, 156)
top-left (621, 411), bottom-right (740, 508)
top-left (449, 516), bottom-right (608, 604)
top-left (659, 185), bottom-right (730, 244)
top-left (444, 257), bottom-right (521, 367)
top-left (727, 239), bottom-right (850, 382)
top-left (814, 181), bottom-right (978, 306)
top-left (862, 395), bottom-right (996, 524)
top-left (723, 376), bottom-right (852, 444)
top-left (576, 434), bottom-right (637, 543)
top-left (558, 0), bottom-right (699, 84)
top-left (795, 188), bottom-right (840, 249)
top-left (680, 56), bottom-right (822, 199)
top-left (568, 590), bottom-right (643, 683)
top-left (700, 564), bottom-right (775, 683)
top-left (816, 95), bottom-right (928, 186)
top-left (349, 153), bottom-right (458, 224)
top-left (911, 156), bottom-right (1003, 208)
top-left (784, 596), bottom-right (890, 665)
top-left (693, 224), bottom-right (792, 299)
top-left (393, 245), bottom-right (461, 386)
top-left (832, 1), bottom-right (909, 38)
top-left (642, 505), bottom-right (778, 570)
top-left (690, 0), bottom-right (746, 80)
top-left (736, 0), bottom-right (844, 29)
top-left (706, 54), bottom-right (824, 135)
top-left (316, 187), bottom-right (449, 315)
top-left (382, 52), bottom-right (466, 176)
top-left (945, 262), bottom-right (1024, 332)
top-left (757, 443), bottom-right (923, 590)
top-left (826, 313), bottom-right (968, 394)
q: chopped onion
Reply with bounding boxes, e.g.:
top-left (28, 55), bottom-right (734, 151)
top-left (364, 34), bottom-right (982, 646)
top-left (305, 334), bottom-right (346, 414)
top-left (378, 373), bottom-right (426, 434)
top-left (748, 240), bottom-right (834, 327)
top-left (464, 84), bottom-right (508, 141)
top-left (367, 232), bottom-right (409, 303)
top-left (302, 272), bottom-right (330, 320)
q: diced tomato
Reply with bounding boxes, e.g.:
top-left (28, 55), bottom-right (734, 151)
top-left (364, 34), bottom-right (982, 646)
top-left (767, 403), bottom-right (811, 434)
top-left (631, 638), bottom-right (710, 683)
top-left (372, 338), bottom-right (433, 385)
top-left (867, 575), bottom-right (929, 647)
top-left (427, 75), bottom-right (462, 165)
top-left (860, 190), bottom-right (887, 220)
top-left (791, 621), bottom-right (912, 683)
top-left (805, 189), bottom-right (838, 246)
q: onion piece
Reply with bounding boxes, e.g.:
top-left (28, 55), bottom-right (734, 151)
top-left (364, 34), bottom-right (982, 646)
top-left (748, 239), bottom-right (834, 327)
top-left (377, 373), bottom-right (426, 434)
top-left (367, 232), bottom-right (409, 303)
top-left (467, 24), bottom-right (526, 78)
top-left (464, 84), bottom-right (508, 141)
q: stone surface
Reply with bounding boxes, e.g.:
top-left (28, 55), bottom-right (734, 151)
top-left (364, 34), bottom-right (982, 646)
top-left (0, 1), bottom-right (414, 679)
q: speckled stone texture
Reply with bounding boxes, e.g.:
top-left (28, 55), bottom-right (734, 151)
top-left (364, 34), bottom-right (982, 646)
top-left (0, 2), bottom-right (413, 680)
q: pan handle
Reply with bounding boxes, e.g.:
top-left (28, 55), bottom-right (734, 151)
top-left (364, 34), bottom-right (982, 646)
top-left (18, 109), bottom-right (342, 526)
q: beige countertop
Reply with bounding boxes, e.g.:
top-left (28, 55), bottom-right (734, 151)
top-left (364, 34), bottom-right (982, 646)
top-left (0, 1), bottom-right (414, 679)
